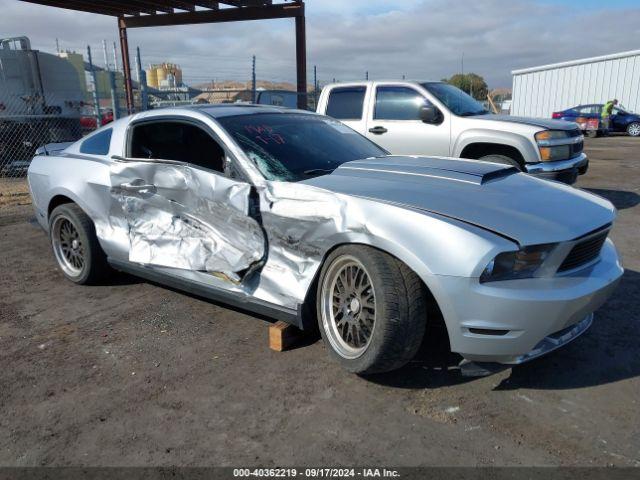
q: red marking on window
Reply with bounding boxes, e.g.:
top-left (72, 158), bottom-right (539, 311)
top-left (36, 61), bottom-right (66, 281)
top-left (245, 125), bottom-right (286, 145)
top-left (245, 124), bottom-right (273, 135)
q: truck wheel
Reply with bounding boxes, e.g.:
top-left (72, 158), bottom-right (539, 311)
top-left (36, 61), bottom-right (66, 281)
top-left (479, 154), bottom-right (522, 170)
top-left (317, 245), bottom-right (427, 374)
top-left (49, 203), bottom-right (110, 285)
top-left (627, 123), bottom-right (640, 137)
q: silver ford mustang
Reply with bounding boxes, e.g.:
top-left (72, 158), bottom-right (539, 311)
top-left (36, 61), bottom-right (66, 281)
top-left (27, 105), bottom-right (623, 374)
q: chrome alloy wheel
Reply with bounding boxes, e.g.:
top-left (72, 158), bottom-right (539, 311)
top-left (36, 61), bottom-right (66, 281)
top-left (321, 256), bottom-right (376, 359)
top-left (628, 123), bottom-right (640, 137)
top-left (51, 215), bottom-right (85, 277)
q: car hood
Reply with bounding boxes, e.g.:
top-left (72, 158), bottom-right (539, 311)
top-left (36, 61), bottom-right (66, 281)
top-left (302, 156), bottom-right (615, 245)
top-left (474, 114), bottom-right (577, 130)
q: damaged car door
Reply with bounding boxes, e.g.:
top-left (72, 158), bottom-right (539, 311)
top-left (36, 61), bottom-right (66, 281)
top-left (110, 118), bottom-right (266, 283)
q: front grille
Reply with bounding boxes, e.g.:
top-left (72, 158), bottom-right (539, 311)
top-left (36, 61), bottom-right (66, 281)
top-left (558, 230), bottom-right (608, 272)
top-left (570, 139), bottom-right (584, 157)
top-left (567, 128), bottom-right (584, 158)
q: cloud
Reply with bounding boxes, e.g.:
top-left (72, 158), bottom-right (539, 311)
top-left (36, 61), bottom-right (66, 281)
top-left (1, 0), bottom-right (639, 88)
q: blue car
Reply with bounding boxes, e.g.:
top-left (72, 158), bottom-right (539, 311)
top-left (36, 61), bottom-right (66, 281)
top-left (552, 104), bottom-right (640, 137)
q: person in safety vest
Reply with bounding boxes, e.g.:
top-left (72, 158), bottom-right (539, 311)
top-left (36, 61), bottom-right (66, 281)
top-left (601, 99), bottom-right (618, 135)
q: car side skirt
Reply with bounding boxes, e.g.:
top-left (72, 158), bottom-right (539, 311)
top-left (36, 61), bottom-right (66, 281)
top-left (108, 258), bottom-right (303, 328)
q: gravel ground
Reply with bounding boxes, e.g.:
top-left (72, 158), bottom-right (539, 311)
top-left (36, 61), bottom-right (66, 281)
top-left (0, 136), bottom-right (639, 467)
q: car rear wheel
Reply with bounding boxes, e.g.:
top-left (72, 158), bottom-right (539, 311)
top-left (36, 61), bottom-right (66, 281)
top-left (627, 122), bottom-right (640, 137)
top-left (317, 245), bottom-right (427, 374)
top-left (49, 203), bottom-right (110, 284)
top-left (479, 154), bottom-right (522, 171)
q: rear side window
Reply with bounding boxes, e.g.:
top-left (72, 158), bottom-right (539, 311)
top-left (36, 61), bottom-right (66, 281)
top-left (577, 105), bottom-right (599, 115)
top-left (326, 86), bottom-right (366, 120)
top-left (79, 128), bottom-right (112, 155)
top-left (374, 86), bottom-right (429, 120)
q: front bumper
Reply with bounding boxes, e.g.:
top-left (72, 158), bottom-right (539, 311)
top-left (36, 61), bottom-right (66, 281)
top-left (434, 239), bottom-right (623, 364)
top-left (508, 313), bottom-right (593, 364)
top-left (524, 153), bottom-right (589, 184)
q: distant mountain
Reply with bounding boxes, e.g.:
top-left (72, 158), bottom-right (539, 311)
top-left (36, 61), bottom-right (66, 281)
top-left (193, 79), bottom-right (316, 92)
top-left (193, 80), bottom-right (299, 91)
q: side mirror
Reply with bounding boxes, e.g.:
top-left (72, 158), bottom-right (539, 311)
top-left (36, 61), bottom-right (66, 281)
top-left (419, 105), bottom-right (440, 124)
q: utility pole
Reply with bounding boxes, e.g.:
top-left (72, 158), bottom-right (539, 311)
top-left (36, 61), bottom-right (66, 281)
top-left (136, 46), bottom-right (148, 111)
top-left (461, 51), bottom-right (466, 94)
top-left (134, 49), bottom-right (140, 83)
top-left (102, 39), bottom-right (109, 71)
top-left (251, 55), bottom-right (257, 104)
top-left (113, 41), bottom-right (119, 72)
top-left (55, 38), bottom-right (60, 54)
top-left (313, 65), bottom-right (318, 108)
top-left (87, 45), bottom-right (102, 128)
top-left (365, 71), bottom-right (369, 80)
top-left (109, 70), bottom-right (119, 120)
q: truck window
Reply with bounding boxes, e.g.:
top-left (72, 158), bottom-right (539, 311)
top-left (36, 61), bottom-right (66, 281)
top-left (79, 128), bottom-right (112, 155)
top-left (374, 86), bottom-right (429, 120)
top-left (326, 86), bottom-right (366, 120)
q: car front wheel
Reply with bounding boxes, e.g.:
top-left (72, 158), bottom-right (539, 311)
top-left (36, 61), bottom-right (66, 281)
top-left (49, 203), bottom-right (110, 284)
top-left (627, 122), bottom-right (640, 137)
top-left (317, 245), bottom-right (427, 374)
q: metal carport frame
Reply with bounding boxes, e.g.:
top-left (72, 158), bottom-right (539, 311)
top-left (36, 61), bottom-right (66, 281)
top-left (19, 0), bottom-right (307, 112)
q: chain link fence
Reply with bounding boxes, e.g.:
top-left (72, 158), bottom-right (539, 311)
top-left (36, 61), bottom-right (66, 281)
top-left (0, 88), bottom-right (316, 181)
top-left (1, 37), bottom-right (101, 182)
top-left (0, 93), bottom-right (87, 178)
top-left (0, 38), bottom-right (317, 193)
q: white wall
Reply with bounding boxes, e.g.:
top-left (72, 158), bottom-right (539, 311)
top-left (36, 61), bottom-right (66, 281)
top-left (511, 50), bottom-right (640, 118)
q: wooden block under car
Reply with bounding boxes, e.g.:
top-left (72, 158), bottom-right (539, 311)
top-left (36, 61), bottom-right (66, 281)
top-left (269, 321), bottom-right (303, 352)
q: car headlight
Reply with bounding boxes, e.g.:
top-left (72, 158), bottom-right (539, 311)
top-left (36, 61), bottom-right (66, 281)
top-left (480, 244), bottom-right (556, 283)
top-left (535, 130), bottom-right (571, 162)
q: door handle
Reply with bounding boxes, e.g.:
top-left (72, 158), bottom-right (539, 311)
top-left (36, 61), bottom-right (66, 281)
top-left (119, 180), bottom-right (157, 195)
top-left (368, 126), bottom-right (388, 135)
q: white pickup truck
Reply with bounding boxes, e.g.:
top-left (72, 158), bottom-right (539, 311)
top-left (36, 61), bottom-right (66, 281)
top-left (316, 81), bottom-right (588, 184)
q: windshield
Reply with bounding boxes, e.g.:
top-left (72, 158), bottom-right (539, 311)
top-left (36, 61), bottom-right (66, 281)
top-left (422, 82), bottom-right (489, 116)
top-left (216, 113), bottom-right (387, 181)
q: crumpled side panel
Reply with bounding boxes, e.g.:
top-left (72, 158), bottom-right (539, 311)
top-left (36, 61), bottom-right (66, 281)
top-left (254, 181), bottom-right (368, 308)
top-left (110, 161), bottom-right (265, 280)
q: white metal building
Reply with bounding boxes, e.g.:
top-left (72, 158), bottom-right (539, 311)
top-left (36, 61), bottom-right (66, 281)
top-left (511, 50), bottom-right (640, 118)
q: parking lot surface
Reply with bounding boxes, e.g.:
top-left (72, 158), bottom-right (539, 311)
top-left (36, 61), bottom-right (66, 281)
top-left (1, 136), bottom-right (639, 467)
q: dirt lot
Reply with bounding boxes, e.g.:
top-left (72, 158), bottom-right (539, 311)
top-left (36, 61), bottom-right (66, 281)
top-left (1, 137), bottom-right (639, 467)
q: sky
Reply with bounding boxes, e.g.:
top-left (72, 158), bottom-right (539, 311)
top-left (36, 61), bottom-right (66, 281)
top-left (1, 0), bottom-right (639, 88)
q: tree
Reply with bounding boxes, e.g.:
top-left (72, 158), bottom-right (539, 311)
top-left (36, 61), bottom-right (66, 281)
top-left (444, 73), bottom-right (488, 101)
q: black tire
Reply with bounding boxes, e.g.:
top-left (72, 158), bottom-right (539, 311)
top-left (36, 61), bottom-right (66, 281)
top-left (479, 154), bottom-right (522, 170)
top-left (316, 245), bottom-right (427, 374)
top-left (48, 203), bottom-right (110, 285)
top-left (627, 122), bottom-right (640, 137)
top-left (586, 130), bottom-right (598, 138)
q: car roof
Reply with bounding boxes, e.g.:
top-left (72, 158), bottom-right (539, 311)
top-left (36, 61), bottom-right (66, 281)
top-left (180, 103), bottom-right (315, 119)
